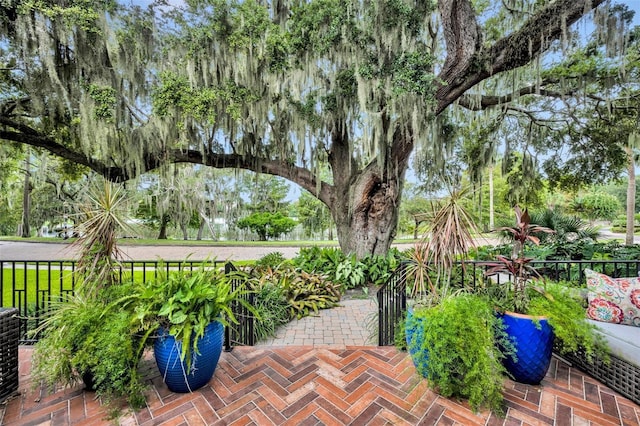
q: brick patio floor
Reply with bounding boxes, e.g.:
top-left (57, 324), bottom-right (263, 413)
top-left (1, 298), bottom-right (639, 425)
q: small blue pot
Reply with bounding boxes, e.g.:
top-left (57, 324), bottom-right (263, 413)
top-left (499, 312), bottom-right (554, 385)
top-left (154, 321), bottom-right (224, 393)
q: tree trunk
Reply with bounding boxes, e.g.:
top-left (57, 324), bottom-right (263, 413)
top-left (21, 156), bottom-right (31, 238)
top-left (328, 124), bottom-right (412, 258)
top-left (158, 215), bottom-right (169, 239)
top-left (332, 173), bottom-right (403, 258)
top-left (196, 218), bottom-right (205, 240)
top-left (181, 223), bottom-right (188, 240)
top-left (625, 145), bottom-right (636, 245)
top-left (489, 163), bottom-right (495, 230)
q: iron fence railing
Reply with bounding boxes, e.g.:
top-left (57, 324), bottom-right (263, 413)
top-left (377, 262), bottom-right (407, 348)
top-left (0, 259), bottom-right (259, 346)
top-left (6, 257), bottom-right (640, 347)
top-left (224, 262), bottom-right (256, 350)
top-left (376, 259), bottom-right (640, 346)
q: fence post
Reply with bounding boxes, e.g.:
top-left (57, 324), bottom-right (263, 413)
top-left (224, 262), bottom-right (234, 352)
top-left (0, 308), bottom-right (19, 403)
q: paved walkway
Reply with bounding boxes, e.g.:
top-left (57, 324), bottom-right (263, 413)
top-left (255, 298), bottom-right (378, 347)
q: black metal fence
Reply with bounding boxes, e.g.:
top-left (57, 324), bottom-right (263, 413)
top-left (376, 259), bottom-right (640, 346)
top-left (377, 262), bottom-right (407, 348)
top-left (6, 257), bottom-right (640, 347)
top-left (224, 262), bottom-right (256, 350)
top-left (0, 260), bottom-right (255, 346)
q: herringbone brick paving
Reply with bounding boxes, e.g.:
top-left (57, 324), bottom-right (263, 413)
top-left (2, 297), bottom-right (639, 425)
top-left (2, 346), bottom-right (639, 425)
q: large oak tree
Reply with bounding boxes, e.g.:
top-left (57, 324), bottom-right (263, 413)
top-left (0, 0), bottom-right (621, 257)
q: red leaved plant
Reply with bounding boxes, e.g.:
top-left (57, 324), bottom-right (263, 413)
top-left (484, 206), bottom-right (555, 313)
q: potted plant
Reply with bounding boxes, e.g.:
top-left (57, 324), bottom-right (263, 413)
top-left (484, 206), bottom-right (607, 384)
top-left (405, 293), bottom-right (508, 413)
top-left (402, 189), bottom-right (510, 412)
top-left (31, 180), bottom-right (148, 408)
top-left (31, 284), bottom-right (148, 408)
top-left (134, 262), bottom-right (254, 393)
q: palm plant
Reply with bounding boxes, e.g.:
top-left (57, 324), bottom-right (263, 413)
top-left (529, 208), bottom-right (600, 259)
top-left (529, 208), bottom-right (599, 243)
top-left (406, 187), bottom-right (479, 303)
top-left (71, 180), bottom-right (134, 295)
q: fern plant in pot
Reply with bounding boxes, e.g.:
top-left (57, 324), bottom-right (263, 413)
top-left (134, 262), bottom-right (253, 393)
top-left (405, 293), bottom-right (509, 413)
top-left (484, 206), bottom-right (607, 385)
top-left (403, 188), bottom-right (509, 413)
top-left (31, 181), bottom-right (148, 408)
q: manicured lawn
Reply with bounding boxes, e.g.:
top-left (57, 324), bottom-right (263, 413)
top-left (0, 236), bottom-right (421, 247)
top-left (1, 266), bottom-right (74, 308)
top-left (0, 259), bottom-right (250, 309)
top-left (1, 265), bottom-right (146, 309)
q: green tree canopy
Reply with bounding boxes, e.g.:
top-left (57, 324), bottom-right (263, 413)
top-left (237, 211), bottom-right (296, 241)
top-left (570, 191), bottom-right (622, 222)
top-left (295, 190), bottom-right (333, 239)
top-left (0, 0), bottom-right (625, 257)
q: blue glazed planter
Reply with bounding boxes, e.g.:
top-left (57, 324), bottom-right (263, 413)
top-left (154, 321), bottom-right (224, 393)
top-left (405, 307), bottom-right (429, 377)
top-left (499, 312), bottom-right (554, 385)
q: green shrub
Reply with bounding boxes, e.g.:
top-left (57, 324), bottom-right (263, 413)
top-left (255, 251), bottom-right (288, 269)
top-left (611, 215), bottom-right (640, 233)
top-left (528, 281), bottom-right (607, 361)
top-left (249, 265), bottom-right (342, 320)
top-left (570, 192), bottom-right (621, 222)
top-left (249, 279), bottom-right (291, 341)
top-left (293, 247), bottom-right (345, 276)
top-left (406, 294), bottom-right (507, 414)
top-left (359, 249), bottom-right (402, 286)
top-left (293, 247), bottom-right (401, 290)
top-left (31, 287), bottom-right (147, 409)
top-left (335, 255), bottom-right (366, 290)
top-left (281, 269), bottom-right (342, 318)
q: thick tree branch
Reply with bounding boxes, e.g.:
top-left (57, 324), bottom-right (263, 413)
top-left (457, 87), bottom-right (580, 110)
top-left (0, 115), bottom-right (331, 204)
top-left (435, 0), bottom-right (607, 114)
top-left (437, 0), bottom-right (481, 90)
top-left (190, 151), bottom-right (332, 207)
top-left (0, 117), bottom-right (136, 180)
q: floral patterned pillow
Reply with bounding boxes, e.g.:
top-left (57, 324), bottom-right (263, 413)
top-left (584, 269), bottom-right (640, 327)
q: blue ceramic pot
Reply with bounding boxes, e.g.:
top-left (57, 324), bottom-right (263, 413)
top-left (499, 312), bottom-right (554, 385)
top-left (154, 320), bottom-right (224, 393)
top-left (405, 307), bottom-right (429, 377)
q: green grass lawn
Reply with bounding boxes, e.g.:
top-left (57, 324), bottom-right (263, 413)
top-left (0, 258), bottom-right (257, 310)
top-left (2, 265), bottom-right (162, 309)
top-left (0, 236), bottom-right (342, 246)
top-left (2, 266), bottom-right (74, 309)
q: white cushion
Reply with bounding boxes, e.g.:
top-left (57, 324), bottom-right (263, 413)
top-left (588, 319), bottom-right (640, 368)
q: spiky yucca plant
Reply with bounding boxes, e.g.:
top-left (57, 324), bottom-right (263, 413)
top-left (71, 180), bottom-right (134, 296)
top-left (406, 187), bottom-right (479, 304)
